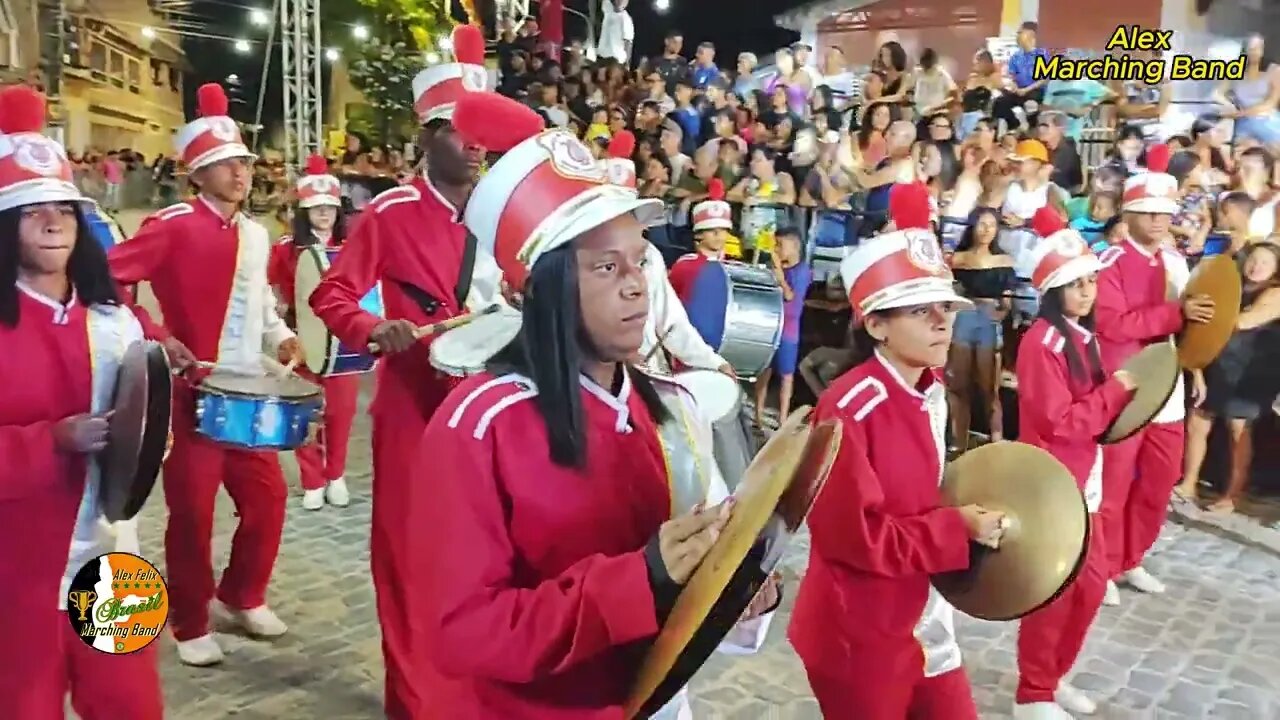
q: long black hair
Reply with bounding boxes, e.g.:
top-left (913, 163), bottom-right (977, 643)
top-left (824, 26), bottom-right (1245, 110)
top-left (0, 203), bottom-right (120, 328)
top-left (954, 207), bottom-right (1006, 254)
top-left (1037, 285), bottom-right (1105, 385)
top-left (487, 243), bottom-right (669, 469)
top-left (290, 203), bottom-right (348, 247)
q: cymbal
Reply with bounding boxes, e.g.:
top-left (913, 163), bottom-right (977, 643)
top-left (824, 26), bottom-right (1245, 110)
top-left (1179, 255), bottom-right (1242, 369)
top-left (100, 341), bottom-right (171, 522)
top-left (626, 407), bottom-right (841, 717)
top-left (933, 441), bottom-right (1089, 621)
top-left (1103, 340), bottom-right (1179, 444)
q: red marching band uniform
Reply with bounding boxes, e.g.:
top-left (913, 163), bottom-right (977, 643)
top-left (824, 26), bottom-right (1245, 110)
top-left (1014, 225), bottom-right (1134, 719)
top-left (267, 156), bottom-right (360, 508)
top-left (107, 85), bottom-right (295, 665)
top-left (307, 23), bottom-right (500, 719)
top-left (789, 227), bottom-right (982, 718)
top-left (0, 86), bottom-right (163, 719)
top-left (1094, 172), bottom-right (1189, 594)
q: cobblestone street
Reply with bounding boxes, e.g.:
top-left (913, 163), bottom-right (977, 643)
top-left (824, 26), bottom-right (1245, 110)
top-left (111, 211), bottom-right (1280, 719)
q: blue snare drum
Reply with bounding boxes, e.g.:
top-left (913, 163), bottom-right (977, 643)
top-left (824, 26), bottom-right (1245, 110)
top-left (294, 246), bottom-right (385, 376)
top-left (194, 373), bottom-right (322, 450)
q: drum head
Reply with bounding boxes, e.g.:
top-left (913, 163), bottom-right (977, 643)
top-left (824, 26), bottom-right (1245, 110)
top-left (672, 370), bottom-right (741, 423)
top-left (932, 441), bottom-right (1088, 621)
top-left (1104, 341), bottom-right (1179, 444)
top-left (101, 341), bottom-right (171, 522)
top-left (203, 371), bottom-right (321, 399)
top-left (626, 408), bottom-right (841, 718)
top-left (293, 246), bottom-right (335, 376)
top-left (429, 307), bottom-right (522, 377)
top-left (1178, 255), bottom-right (1242, 369)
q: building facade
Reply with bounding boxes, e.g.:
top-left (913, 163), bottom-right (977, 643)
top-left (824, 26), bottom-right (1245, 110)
top-left (0, 0), bottom-right (188, 158)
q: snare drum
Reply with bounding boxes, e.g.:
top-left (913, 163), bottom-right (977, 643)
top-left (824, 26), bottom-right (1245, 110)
top-left (672, 370), bottom-right (757, 493)
top-left (430, 305), bottom-right (524, 377)
top-left (194, 373), bottom-right (322, 450)
top-left (294, 246), bottom-right (385, 376)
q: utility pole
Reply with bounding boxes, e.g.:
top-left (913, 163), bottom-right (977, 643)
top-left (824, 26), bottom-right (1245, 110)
top-left (37, 0), bottom-right (66, 139)
top-left (280, 0), bottom-right (323, 179)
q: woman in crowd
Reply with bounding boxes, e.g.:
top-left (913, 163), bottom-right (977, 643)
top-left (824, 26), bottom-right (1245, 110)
top-left (1191, 115), bottom-right (1233, 179)
top-left (767, 48), bottom-right (811, 116)
top-left (947, 207), bottom-right (1017, 451)
top-left (726, 146), bottom-right (796, 260)
top-left (0, 85), bottom-right (163, 719)
top-left (874, 41), bottom-right (912, 110)
top-left (912, 48), bottom-right (957, 126)
top-left (1103, 125), bottom-right (1148, 177)
top-left (857, 101), bottom-right (894, 168)
top-left (1179, 243), bottom-right (1280, 513)
top-left (959, 51), bottom-right (1003, 139)
top-left (789, 228), bottom-right (1005, 718)
top-left (267, 155), bottom-right (357, 511)
top-left (1217, 33), bottom-right (1280, 152)
top-left (1014, 228), bottom-right (1137, 720)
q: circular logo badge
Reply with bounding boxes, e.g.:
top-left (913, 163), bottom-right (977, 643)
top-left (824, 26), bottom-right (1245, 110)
top-left (536, 132), bottom-right (605, 182)
top-left (904, 230), bottom-right (945, 272)
top-left (66, 552), bottom-right (168, 654)
top-left (14, 136), bottom-right (65, 177)
top-left (461, 65), bottom-right (488, 92)
top-left (309, 175), bottom-right (339, 194)
top-left (208, 117), bottom-right (239, 142)
top-left (605, 158), bottom-right (635, 187)
top-left (1052, 233), bottom-right (1085, 258)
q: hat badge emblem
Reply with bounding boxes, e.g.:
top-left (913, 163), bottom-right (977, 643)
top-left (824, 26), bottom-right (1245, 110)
top-left (539, 132), bottom-right (605, 181)
top-left (208, 117), bottom-right (239, 142)
top-left (13, 136), bottom-right (64, 177)
top-left (461, 65), bottom-right (487, 91)
top-left (904, 230), bottom-right (945, 272)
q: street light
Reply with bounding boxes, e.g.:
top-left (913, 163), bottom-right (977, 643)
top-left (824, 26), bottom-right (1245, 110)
top-left (234, 39), bottom-right (251, 53)
top-left (249, 8), bottom-right (269, 26)
top-left (654, 0), bottom-right (671, 12)
top-left (140, 26), bottom-right (156, 40)
top-left (426, 51), bottom-right (441, 64)
top-left (352, 24), bottom-right (369, 41)
top-left (226, 73), bottom-right (240, 83)
top-left (325, 47), bottom-right (340, 62)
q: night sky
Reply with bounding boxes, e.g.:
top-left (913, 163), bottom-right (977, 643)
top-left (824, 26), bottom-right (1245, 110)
top-left (182, 0), bottom-right (812, 130)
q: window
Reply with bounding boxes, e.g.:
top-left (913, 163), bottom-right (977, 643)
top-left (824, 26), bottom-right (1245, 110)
top-left (109, 50), bottom-right (124, 88)
top-left (89, 43), bottom-right (106, 71)
top-left (128, 59), bottom-right (140, 92)
top-left (168, 66), bottom-right (181, 93)
top-left (150, 59), bottom-right (163, 85)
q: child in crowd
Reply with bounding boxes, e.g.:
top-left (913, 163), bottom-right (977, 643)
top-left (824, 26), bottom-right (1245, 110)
top-left (755, 227), bottom-right (812, 428)
top-left (1070, 191), bottom-right (1118, 248)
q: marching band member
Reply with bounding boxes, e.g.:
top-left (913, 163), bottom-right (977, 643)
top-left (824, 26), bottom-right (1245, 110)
top-left (789, 228), bottom-right (1006, 719)
top-left (1014, 227), bottom-right (1138, 719)
top-left (1094, 172), bottom-right (1213, 599)
top-left (668, 178), bottom-right (731, 303)
top-left (307, 24), bottom-right (502, 718)
top-left (108, 83), bottom-right (299, 667)
top-left (601, 132), bottom-right (730, 376)
top-left (0, 86), bottom-right (163, 720)
top-left (409, 91), bottom-right (749, 719)
top-left (267, 154), bottom-right (357, 510)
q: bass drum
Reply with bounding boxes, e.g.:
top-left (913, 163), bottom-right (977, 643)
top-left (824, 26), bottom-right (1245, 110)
top-left (721, 263), bottom-right (784, 380)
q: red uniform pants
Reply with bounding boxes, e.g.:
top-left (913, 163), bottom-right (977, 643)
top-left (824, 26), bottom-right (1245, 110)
top-left (1, 611), bottom-right (163, 719)
top-left (805, 656), bottom-right (978, 719)
top-left (296, 373), bottom-right (362, 490)
top-left (163, 385), bottom-right (288, 641)
top-left (1016, 513), bottom-right (1108, 704)
top-left (1099, 421), bottom-right (1184, 577)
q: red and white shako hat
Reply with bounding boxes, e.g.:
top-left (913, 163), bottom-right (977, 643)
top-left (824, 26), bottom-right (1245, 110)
top-left (295, 154), bottom-right (340, 209)
top-left (840, 229), bottom-right (970, 320)
top-left (1122, 171), bottom-right (1178, 214)
top-left (176, 83), bottom-right (255, 172)
top-left (412, 24), bottom-right (488, 124)
top-left (604, 131), bottom-right (637, 188)
top-left (454, 92), bottom-right (664, 292)
top-left (692, 178), bottom-right (733, 232)
top-left (1028, 228), bottom-right (1101, 291)
top-left (0, 86), bottom-right (83, 212)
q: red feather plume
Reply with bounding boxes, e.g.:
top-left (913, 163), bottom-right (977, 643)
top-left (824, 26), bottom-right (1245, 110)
top-left (888, 181), bottom-right (931, 230)
top-left (304, 154), bottom-right (328, 176)
top-left (197, 83), bottom-right (229, 118)
top-left (707, 178), bottom-right (726, 201)
top-left (452, 24), bottom-right (485, 66)
top-left (1030, 205), bottom-right (1067, 238)
top-left (1145, 143), bottom-right (1171, 174)
top-left (607, 130), bottom-right (635, 160)
top-left (0, 85), bottom-right (47, 134)
top-left (453, 92), bottom-right (544, 152)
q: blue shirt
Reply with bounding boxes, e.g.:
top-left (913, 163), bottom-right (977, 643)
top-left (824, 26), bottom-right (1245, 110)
top-left (673, 106), bottom-right (702, 153)
top-left (1042, 79), bottom-right (1110, 140)
top-left (1007, 48), bottom-right (1049, 89)
top-left (691, 63), bottom-right (720, 89)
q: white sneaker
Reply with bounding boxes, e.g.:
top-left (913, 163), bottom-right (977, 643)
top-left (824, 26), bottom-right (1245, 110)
top-left (212, 600), bottom-right (288, 638)
top-left (325, 477), bottom-right (350, 507)
top-left (1122, 567), bottom-right (1166, 594)
top-left (1102, 580), bottom-right (1120, 607)
top-left (176, 634), bottom-right (224, 666)
top-left (302, 487), bottom-right (325, 510)
top-left (1012, 702), bottom-right (1073, 719)
top-left (1056, 682), bottom-right (1098, 715)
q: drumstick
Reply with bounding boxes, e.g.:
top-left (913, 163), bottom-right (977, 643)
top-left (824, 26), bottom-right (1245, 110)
top-left (366, 304), bottom-right (502, 354)
top-left (643, 328), bottom-right (672, 364)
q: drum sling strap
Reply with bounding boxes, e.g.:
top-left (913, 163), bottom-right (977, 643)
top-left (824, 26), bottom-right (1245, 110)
top-left (393, 231), bottom-right (478, 317)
